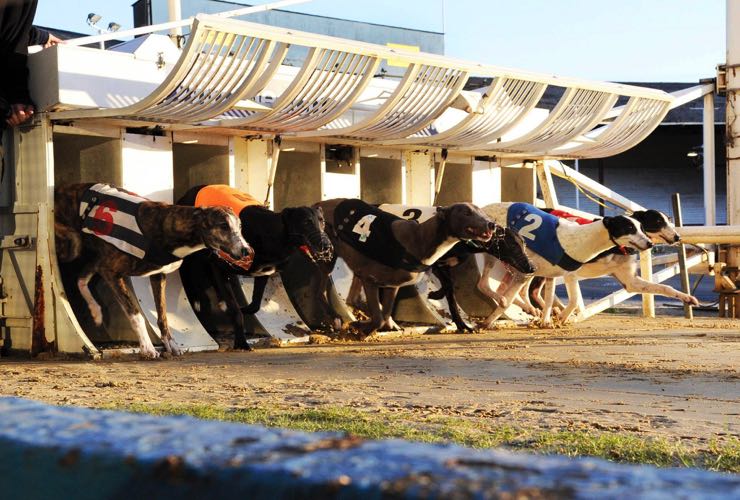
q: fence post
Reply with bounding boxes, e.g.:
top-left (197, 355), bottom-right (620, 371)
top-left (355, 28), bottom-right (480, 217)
top-left (672, 193), bottom-right (694, 319)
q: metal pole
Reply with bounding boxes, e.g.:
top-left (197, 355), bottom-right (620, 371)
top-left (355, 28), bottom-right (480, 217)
top-left (726, 0), bottom-right (740, 270)
top-left (167, 0), bottom-right (183, 39)
top-left (672, 193), bottom-right (693, 319)
top-left (703, 85), bottom-right (716, 226)
top-left (574, 159), bottom-right (580, 210)
top-left (433, 148), bottom-right (448, 205)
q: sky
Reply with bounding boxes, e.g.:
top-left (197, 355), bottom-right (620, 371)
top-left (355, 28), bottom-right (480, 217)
top-left (34, 0), bottom-right (726, 82)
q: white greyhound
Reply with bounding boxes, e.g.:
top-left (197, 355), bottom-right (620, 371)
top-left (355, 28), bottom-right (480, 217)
top-left (527, 209), bottom-right (700, 323)
top-left (478, 202), bottom-right (652, 327)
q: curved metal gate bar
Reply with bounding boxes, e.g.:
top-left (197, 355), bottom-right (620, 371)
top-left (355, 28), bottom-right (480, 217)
top-left (50, 14), bottom-right (674, 160)
top-left (384, 78), bottom-right (547, 148)
top-left (463, 88), bottom-right (619, 155)
top-left (221, 48), bottom-right (381, 132)
top-left (552, 97), bottom-right (671, 158)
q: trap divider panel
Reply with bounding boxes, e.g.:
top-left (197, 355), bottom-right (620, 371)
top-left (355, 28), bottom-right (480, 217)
top-left (122, 132), bottom-right (219, 353)
top-left (0, 120), bottom-right (99, 356)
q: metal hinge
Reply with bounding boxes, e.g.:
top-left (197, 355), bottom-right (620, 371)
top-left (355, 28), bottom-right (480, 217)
top-left (0, 235), bottom-right (33, 250)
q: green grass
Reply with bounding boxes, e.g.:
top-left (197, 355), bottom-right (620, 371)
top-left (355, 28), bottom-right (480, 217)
top-left (102, 402), bottom-right (740, 473)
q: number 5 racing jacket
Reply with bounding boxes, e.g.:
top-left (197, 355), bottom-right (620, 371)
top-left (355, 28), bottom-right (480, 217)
top-left (79, 183), bottom-right (180, 266)
top-left (333, 199), bottom-right (430, 272)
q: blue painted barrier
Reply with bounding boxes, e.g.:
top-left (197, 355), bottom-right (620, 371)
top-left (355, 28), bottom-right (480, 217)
top-left (0, 397), bottom-right (737, 499)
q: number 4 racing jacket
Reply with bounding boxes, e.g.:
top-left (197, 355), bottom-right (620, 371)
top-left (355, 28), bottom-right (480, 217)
top-left (333, 199), bottom-right (430, 272)
top-left (79, 183), bottom-right (180, 266)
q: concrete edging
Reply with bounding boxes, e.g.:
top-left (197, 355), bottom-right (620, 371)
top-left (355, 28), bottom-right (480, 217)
top-left (0, 398), bottom-right (737, 499)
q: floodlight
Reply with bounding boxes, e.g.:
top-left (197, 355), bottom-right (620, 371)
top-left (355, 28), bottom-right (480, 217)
top-left (108, 22), bottom-right (121, 32)
top-left (87, 13), bottom-right (102, 26)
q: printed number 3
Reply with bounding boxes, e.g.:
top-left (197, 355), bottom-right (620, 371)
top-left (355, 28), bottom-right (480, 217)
top-left (519, 213), bottom-right (542, 241)
top-left (352, 214), bottom-right (376, 242)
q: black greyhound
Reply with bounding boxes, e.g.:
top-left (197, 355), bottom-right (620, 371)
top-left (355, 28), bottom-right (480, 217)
top-left (428, 228), bottom-right (535, 332)
top-left (178, 185), bottom-right (333, 349)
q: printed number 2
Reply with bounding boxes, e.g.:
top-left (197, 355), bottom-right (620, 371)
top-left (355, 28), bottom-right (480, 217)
top-left (519, 214), bottom-right (542, 241)
top-left (352, 214), bottom-right (377, 242)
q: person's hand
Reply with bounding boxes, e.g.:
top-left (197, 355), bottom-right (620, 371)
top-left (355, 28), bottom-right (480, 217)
top-left (6, 103), bottom-right (35, 127)
top-left (44, 33), bottom-right (64, 49)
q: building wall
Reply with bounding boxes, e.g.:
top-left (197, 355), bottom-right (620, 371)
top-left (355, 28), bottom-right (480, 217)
top-left (552, 125), bottom-right (726, 225)
top-left (144, 0), bottom-right (444, 76)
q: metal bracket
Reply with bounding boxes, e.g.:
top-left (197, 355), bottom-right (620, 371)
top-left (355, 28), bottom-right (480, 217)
top-left (0, 235), bottom-right (33, 250)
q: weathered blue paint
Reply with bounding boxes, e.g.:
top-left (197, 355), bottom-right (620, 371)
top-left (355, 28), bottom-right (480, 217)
top-left (0, 397), bottom-right (737, 499)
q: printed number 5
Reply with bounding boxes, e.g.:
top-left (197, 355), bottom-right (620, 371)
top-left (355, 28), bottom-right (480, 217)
top-left (519, 214), bottom-right (542, 241)
top-left (352, 214), bottom-right (376, 242)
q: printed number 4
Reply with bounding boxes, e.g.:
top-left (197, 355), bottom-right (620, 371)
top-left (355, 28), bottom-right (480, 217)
top-left (352, 214), bottom-right (377, 242)
top-left (519, 214), bottom-right (542, 241)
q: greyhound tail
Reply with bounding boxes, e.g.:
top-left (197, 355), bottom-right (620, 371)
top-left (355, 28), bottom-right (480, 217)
top-left (55, 222), bottom-right (83, 263)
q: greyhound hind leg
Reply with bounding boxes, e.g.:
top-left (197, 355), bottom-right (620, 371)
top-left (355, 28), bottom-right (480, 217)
top-left (77, 261), bottom-right (104, 327)
top-left (379, 287), bottom-right (401, 331)
top-left (104, 274), bottom-right (159, 359)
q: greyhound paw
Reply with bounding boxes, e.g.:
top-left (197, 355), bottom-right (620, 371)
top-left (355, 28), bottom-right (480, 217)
top-left (453, 322), bottom-right (475, 333)
top-left (349, 320), bottom-right (379, 337)
top-left (682, 295), bottom-right (700, 306)
top-left (381, 318), bottom-right (402, 332)
top-left (168, 340), bottom-right (183, 356)
top-left (233, 341), bottom-right (254, 352)
top-left (139, 346), bottom-right (160, 359)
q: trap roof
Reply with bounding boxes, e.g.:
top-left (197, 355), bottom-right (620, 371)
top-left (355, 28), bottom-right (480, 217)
top-left (48, 14), bottom-right (674, 160)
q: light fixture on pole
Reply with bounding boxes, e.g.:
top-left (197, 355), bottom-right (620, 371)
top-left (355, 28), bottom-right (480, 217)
top-left (86, 13), bottom-right (121, 50)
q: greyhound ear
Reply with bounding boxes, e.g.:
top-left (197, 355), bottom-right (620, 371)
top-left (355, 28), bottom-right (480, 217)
top-left (436, 206), bottom-right (449, 222)
top-left (601, 216), bottom-right (613, 230)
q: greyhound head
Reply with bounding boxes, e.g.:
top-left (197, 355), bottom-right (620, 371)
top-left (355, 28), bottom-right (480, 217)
top-left (484, 225), bottom-right (536, 274)
top-left (282, 206), bottom-right (334, 264)
top-left (630, 210), bottom-right (680, 244)
top-left (194, 207), bottom-right (255, 269)
top-left (602, 215), bottom-right (652, 251)
top-left (439, 203), bottom-right (494, 243)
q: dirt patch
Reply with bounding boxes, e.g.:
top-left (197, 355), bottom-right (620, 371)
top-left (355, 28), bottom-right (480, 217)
top-left (1, 315), bottom-right (738, 450)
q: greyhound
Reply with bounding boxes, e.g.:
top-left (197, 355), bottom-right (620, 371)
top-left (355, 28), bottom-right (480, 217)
top-left (479, 202), bottom-right (652, 327)
top-left (374, 204), bottom-right (536, 332)
top-left (177, 184), bottom-right (334, 349)
top-left (316, 198), bottom-right (495, 335)
top-left (54, 183), bottom-right (253, 359)
top-left (526, 209), bottom-right (699, 323)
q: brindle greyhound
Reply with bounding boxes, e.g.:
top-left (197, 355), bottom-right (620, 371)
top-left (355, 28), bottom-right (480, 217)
top-left (349, 204), bottom-right (536, 332)
top-left (177, 185), bottom-right (334, 349)
top-left (316, 198), bottom-right (495, 335)
top-left (54, 183), bottom-right (253, 359)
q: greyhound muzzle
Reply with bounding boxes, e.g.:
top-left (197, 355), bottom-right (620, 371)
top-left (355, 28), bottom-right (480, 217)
top-left (216, 245), bottom-right (255, 271)
top-left (299, 232), bottom-right (334, 264)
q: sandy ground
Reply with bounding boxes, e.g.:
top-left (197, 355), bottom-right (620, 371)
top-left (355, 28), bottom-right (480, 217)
top-left (1, 315), bottom-right (738, 447)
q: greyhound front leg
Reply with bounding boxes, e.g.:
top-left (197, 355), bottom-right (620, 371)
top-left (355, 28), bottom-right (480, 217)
top-left (476, 256), bottom-right (507, 307)
top-left (242, 275), bottom-right (268, 315)
top-left (149, 273), bottom-right (181, 356)
top-left (355, 281), bottom-right (383, 335)
top-left (379, 286), bottom-right (401, 331)
top-left (539, 278), bottom-right (556, 328)
top-left (346, 275), bottom-right (365, 309)
top-left (77, 262), bottom-right (104, 327)
top-left (432, 266), bottom-right (472, 332)
top-left (105, 275), bottom-right (159, 359)
top-left (614, 270), bottom-right (700, 306)
top-left (559, 275), bottom-right (582, 324)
